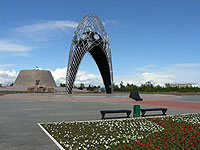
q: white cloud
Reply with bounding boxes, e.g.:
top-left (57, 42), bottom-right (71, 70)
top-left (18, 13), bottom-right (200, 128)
top-left (50, 67), bottom-right (67, 84)
top-left (141, 72), bottom-right (174, 86)
top-left (49, 63), bottom-right (200, 87)
top-left (103, 20), bottom-right (118, 26)
top-left (0, 69), bottom-right (17, 85)
top-left (15, 20), bottom-right (78, 33)
top-left (75, 71), bottom-right (102, 86)
top-left (50, 67), bottom-right (102, 86)
top-left (0, 64), bottom-right (14, 69)
top-left (115, 63), bottom-right (200, 86)
top-left (14, 20), bottom-right (78, 41)
top-left (12, 19), bottom-right (117, 42)
top-left (0, 40), bottom-right (32, 52)
top-left (13, 53), bottom-right (30, 57)
top-left (0, 67), bottom-right (103, 86)
top-left (135, 64), bottom-right (156, 71)
top-left (1, 62), bottom-right (200, 87)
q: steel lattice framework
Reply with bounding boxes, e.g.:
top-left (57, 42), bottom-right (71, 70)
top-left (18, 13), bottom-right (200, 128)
top-left (66, 14), bottom-right (113, 94)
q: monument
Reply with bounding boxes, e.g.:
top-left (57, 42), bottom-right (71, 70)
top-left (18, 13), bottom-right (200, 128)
top-left (14, 70), bottom-right (56, 87)
top-left (66, 14), bottom-right (113, 94)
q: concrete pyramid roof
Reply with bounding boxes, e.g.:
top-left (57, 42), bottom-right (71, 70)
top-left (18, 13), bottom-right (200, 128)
top-left (14, 70), bottom-right (56, 87)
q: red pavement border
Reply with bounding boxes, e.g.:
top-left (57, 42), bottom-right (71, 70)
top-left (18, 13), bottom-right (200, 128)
top-left (124, 100), bottom-right (200, 111)
top-left (1, 93), bottom-right (200, 111)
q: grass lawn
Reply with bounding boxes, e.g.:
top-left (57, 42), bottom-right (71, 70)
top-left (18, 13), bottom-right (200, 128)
top-left (41, 114), bottom-right (200, 149)
top-left (0, 91), bottom-right (27, 94)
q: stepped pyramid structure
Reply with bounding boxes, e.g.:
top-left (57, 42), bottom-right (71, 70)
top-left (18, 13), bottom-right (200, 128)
top-left (14, 70), bottom-right (56, 87)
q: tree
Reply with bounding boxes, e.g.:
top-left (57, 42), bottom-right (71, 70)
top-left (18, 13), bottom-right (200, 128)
top-left (120, 81), bottom-right (125, 91)
top-left (87, 84), bottom-right (91, 91)
top-left (144, 81), bottom-right (154, 87)
top-left (78, 83), bottom-right (85, 90)
top-left (60, 83), bottom-right (66, 87)
top-left (113, 84), bottom-right (120, 91)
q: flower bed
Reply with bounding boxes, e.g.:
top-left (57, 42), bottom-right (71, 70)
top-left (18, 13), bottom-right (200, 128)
top-left (41, 114), bottom-right (200, 149)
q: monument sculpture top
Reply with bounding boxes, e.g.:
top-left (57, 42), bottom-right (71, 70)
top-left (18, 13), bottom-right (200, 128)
top-left (66, 14), bottom-right (113, 94)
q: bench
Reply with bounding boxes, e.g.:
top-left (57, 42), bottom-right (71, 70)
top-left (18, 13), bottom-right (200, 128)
top-left (100, 110), bottom-right (132, 119)
top-left (140, 108), bottom-right (167, 117)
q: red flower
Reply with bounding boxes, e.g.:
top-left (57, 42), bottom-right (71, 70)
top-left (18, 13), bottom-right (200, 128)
top-left (139, 143), bottom-right (144, 147)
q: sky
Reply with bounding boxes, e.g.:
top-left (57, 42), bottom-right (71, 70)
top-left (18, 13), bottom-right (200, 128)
top-left (0, 0), bottom-right (200, 87)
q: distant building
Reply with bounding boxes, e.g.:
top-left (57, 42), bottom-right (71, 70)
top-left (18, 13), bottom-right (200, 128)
top-left (165, 83), bottom-right (197, 88)
top-left (93, 88), bottom-right (99, 93)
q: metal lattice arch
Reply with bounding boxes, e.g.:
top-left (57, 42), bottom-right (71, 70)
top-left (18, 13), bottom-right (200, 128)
top-left (66, 14), bottom-right (113, 94)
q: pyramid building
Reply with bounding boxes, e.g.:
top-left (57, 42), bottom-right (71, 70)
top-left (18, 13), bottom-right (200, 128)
top-left (14, 70), bottom-right (56, 87)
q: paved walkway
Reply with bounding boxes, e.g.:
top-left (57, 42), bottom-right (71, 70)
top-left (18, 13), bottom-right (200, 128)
top-left (0, 93), bottom-right (199, 150)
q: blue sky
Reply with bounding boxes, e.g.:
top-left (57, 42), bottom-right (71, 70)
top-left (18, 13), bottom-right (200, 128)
top-left (0, 0), bottom-right (200, 86)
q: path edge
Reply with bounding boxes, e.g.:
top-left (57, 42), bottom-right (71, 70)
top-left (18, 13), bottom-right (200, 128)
top-left (37, 123), bottom-right (65, 150)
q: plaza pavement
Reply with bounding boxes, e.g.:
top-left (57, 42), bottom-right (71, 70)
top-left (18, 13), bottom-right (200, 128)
top-left (0, 93), bottom-right (199, 150)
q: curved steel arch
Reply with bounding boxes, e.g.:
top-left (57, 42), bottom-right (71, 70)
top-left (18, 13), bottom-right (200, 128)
top-left (66, 14), bottom-right (113, 94)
